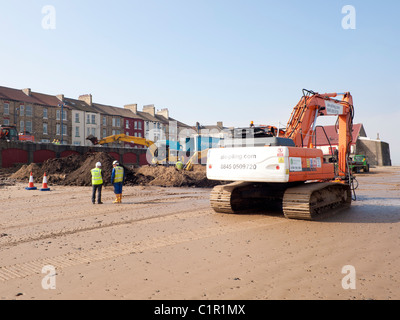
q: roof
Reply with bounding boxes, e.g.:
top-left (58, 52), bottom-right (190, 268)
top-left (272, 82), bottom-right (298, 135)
top-left (92, 103), bottom-right (147, 120)
top-left (303, 124), bottom-right (366, 146)
top-left (0, 86), bottom-right (42, 105)
top-left (63, 97), bottom-right (93, 112)
top-left (30, 92), bottom-right (62, 107)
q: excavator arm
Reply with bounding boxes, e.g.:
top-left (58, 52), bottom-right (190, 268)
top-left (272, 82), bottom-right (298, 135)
top-left (86, 134), bottom-right (159, 158)
top-left (284, 89), bottom-right (354, 176)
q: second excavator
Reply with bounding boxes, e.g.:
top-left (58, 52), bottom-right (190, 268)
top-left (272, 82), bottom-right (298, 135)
top-left (206, 89), bottom-right (357, 220)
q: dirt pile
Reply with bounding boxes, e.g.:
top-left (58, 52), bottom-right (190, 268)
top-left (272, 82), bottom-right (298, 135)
top-left (133, 165), bottom-right (221, 188)
top-left (10, 153), bottom-right (118, 186)
top-left (10, 152), bottom-right (221, 188)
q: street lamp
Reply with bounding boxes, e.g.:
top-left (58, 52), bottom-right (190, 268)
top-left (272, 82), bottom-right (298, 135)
top-left (14, 106), bottom-right (19, 128)
top-left (58, 103), bottom-right (65, 144)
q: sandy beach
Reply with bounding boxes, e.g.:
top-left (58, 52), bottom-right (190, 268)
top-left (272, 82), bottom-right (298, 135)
top-left (0, 166), bottom-right (399, 300)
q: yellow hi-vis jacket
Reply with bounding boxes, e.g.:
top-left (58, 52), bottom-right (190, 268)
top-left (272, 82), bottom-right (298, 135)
top-left (113, 166), bottom-right (124, 183)
top-left (91, 168), bottom-right (103, 185)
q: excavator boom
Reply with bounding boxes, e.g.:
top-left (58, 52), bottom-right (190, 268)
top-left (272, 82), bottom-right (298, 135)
top-left (207, 89), bottom-right (355, 221)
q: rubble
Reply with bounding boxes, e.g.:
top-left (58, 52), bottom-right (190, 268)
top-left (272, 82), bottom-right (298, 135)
top-left (9, 152), bottom-right (221, 188)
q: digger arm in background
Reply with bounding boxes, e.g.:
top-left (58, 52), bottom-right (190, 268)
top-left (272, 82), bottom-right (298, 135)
top-left (86, 134), bottom-right (159, 159)
top-left (183, 149), bottom-right (210, 171)
top-left (284, 90), bottom-right (354, 177)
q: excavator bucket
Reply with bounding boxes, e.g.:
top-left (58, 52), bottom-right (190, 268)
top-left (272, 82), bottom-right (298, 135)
top-left (86, 135), bottom-right (99, 145)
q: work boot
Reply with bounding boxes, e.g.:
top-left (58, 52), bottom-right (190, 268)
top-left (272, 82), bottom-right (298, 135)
top-left (113, 195), bottom-right (119, 204)
top-left (119, 194), bottom-right (122, 203)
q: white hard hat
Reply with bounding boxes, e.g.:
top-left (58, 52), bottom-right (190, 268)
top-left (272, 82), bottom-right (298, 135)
top-left (113, 160), bottom-right (119, 165)
top-left (96, 162), bottom-right (102, 167)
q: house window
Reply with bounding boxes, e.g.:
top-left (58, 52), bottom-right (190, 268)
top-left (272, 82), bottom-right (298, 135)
top-left (26, 105), bottom-right (32, 117)
top-left (134, 121), bottom-right (137, 129)
top-left (26, 121), bottom-right (32, 133)
top-left (112, 118), bottom-right (116, 127)
top-left (103, 129), bottom-right (107, 138)
top-left (91, 115), bottom-right (96, 124)
top-left (62, 110), bottom-right (67, 121)
top-left (56, 124), bottom-right (60, 135)
top-left (4, 119), bottom-right (9, 125)
top-left (116, 118), bottom-right (120, 127)
top-left (20, 121), bottom-right (24, 132)
top-left (126, 120), bottom-right (130, 129)
top-left (4, 103), bottom-right (9, 115)
top-left (138, 121), bottom-right (142, 130)
top-left (63, 124), bottom-right (67, 136)
top-left (91, 128), bottom-right (95, 136)
top-left (75, 113), bottom-right (80, 123)
top-left (43, 123), bottom-right (48, 135)
top-left (56, 110), bottom-right (60, 120)
top-left (43, 108), bottom-right (48, 119)
top-left (20, 105), bottom-right (24, 116)
top-left (103, 116), bottom-right (106, 126)
top-left (75, 127), bottom-right (80, 137)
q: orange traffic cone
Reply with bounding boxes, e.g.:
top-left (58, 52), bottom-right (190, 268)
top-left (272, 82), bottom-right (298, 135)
top-left (25, 172), bottom-right (37, 190)
top-left (40, 173), bottom-right (50, 191)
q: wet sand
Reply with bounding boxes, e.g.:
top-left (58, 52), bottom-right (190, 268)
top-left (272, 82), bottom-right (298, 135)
top-left (0, 167), bottom-right (399, 300)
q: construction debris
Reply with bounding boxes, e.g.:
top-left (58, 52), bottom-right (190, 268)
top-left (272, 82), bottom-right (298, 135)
top-left (9, 152), bottom-right (222, 188)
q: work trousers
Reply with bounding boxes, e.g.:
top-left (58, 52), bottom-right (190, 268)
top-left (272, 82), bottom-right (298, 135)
top-left (113, 182), bottom-right (123, 194)
top-left (92, 184), bottom-right (103, 203)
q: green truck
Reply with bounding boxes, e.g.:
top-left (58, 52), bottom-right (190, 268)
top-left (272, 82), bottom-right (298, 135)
top-left (350, 155), bottom-right (370, 173)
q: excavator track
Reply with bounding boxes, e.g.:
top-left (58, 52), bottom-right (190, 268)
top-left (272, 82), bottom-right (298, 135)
top-left (282, 182), bottom-right (351, 221)
top-left (210, 181), bottom-right (289, 215)
top-left (210, 181), bottom-right (351, 221)
top-left (210, 182), bottom-right (254, 214)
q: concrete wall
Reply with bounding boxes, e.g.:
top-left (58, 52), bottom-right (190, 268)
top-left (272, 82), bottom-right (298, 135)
top-left (356, 138), bottom-right (392, 166)
top-left (0, 141), bottom-right (148, 169)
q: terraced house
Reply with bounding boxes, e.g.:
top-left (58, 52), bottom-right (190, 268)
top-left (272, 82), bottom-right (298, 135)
top-left (0, 86), bottom-right (70, 144)
top-left (0, 85), bottom-right (191, 148)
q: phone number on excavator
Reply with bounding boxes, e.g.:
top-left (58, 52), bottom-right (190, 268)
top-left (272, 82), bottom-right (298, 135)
top-left (221, 164), bottom-right (257, 170)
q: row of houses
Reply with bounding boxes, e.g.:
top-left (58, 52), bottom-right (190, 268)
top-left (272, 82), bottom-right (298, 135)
top-left (0, 85), bottom-right (192, 148)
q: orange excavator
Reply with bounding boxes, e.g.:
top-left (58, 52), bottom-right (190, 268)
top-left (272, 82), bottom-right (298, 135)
top-left (206, 89), bottom-right (356, 220)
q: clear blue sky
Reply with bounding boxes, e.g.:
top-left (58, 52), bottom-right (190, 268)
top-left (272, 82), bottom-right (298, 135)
top-left (1, 0), bottom-right (399, 164)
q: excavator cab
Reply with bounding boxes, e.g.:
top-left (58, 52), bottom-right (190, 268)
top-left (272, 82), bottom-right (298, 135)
top-left (0, 125), bottom-right (18, 141)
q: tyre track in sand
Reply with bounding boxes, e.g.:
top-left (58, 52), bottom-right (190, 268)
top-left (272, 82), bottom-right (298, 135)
top-left (0, 192), bottom-right (206, 231)
top-left (0, 217), bottom-right (287, 282)
top-left (0, 202), bottom-right (211, 248)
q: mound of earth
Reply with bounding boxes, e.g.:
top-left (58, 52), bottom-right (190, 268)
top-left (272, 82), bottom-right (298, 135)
top-left (10, 152), bottom-right (222, 188)
top-left (133, 165), bottom-right (221, 188)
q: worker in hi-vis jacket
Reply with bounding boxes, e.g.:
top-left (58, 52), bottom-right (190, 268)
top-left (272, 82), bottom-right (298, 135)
top-left (91, 162), bottom-right (104, 204)
top-left (111, 160), bottom-right (125, 204)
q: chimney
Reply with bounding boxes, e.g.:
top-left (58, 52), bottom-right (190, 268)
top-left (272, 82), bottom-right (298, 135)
top-left (124, 104), bottom-right (138, 114)
top-left (56, 94), bottom-right (64, 102)
top-left (143, 105), bottom-right (155, 117)
top-left (22, 88), bottom-right (31, 96)
top-left (217, 121), bottom-right (223, 128)
top-left (156, 108), bottom-right (169, 119)
top-left (79, 94), bottom-right (92, 106)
